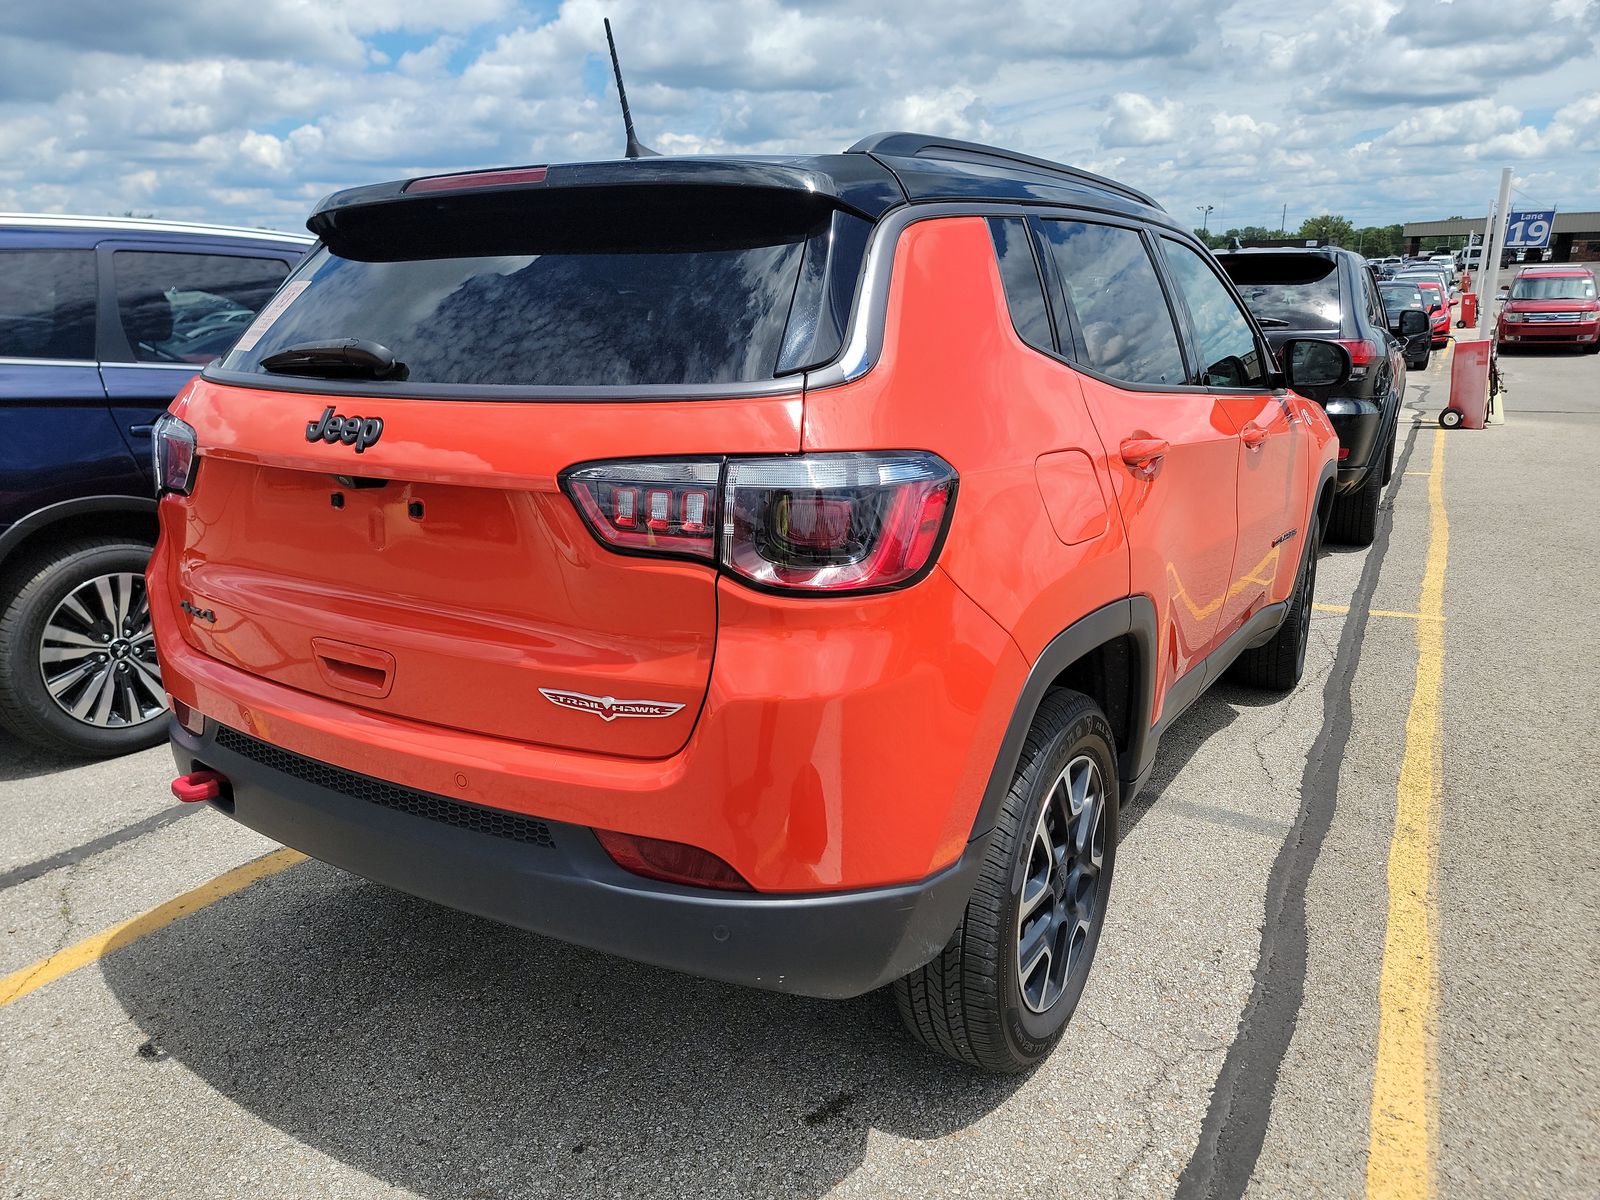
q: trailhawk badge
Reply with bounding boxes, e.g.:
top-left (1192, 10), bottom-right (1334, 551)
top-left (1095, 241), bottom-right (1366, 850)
top-left (539, 688), bottom-right (684, 722)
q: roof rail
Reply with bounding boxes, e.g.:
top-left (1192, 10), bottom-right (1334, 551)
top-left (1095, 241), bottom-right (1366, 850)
top-left (845, 132), bottom-right (1160, 210)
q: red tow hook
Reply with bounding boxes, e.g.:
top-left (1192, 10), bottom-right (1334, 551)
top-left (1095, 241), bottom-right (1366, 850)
top-left (171, 769), bottom-right (229, 803)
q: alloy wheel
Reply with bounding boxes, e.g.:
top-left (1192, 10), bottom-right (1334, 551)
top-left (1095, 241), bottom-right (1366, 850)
top-left (37, 572), bottom-right (166, 729)
top-left (1016, 753), bottom-right (1106, 1014)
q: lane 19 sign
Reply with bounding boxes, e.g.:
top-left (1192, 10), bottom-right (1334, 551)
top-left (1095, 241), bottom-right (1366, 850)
top-left (1504, 210), bottom-right (1555, 249)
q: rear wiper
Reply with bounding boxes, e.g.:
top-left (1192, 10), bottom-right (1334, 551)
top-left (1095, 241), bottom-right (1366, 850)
top-left (1254, 317), bottom-right (1291, 328)
top-left (259, 338), bottom-right (408, 381)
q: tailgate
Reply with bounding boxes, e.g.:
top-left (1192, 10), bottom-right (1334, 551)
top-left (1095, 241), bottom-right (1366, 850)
top-left (162, 378), bottom-right (801, 757)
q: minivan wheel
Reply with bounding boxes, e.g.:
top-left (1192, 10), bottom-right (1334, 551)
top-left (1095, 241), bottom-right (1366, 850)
top-left (892, 690), bottom-right (1117, 1073)
top-left (0, 539), bottom-right (167, 758)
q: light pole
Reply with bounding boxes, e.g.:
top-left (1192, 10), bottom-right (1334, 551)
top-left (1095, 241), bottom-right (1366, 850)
top-left (1196, 204), bottom-right (1214, 234)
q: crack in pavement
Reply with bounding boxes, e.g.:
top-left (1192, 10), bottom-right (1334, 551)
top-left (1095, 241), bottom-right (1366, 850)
top-left (1173, 419), bottom-right (1428, 1200)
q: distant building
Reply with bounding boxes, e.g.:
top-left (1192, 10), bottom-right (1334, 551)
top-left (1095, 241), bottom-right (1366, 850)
top-left (1402, 212), bottom-right (1600, 262)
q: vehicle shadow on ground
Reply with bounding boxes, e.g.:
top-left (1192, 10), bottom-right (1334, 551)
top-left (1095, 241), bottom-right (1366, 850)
top-left (101, 864), bottom-right (1026, 1200)
top-left (0, 728), bottom-right (99, 783)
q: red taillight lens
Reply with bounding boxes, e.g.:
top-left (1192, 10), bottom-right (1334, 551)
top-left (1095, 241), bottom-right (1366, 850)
top-left (722, 453), bottom-right (956, 593)
top-left (152, 413), bottom-right (198, 495)
top-left (563, 452), bottom-right (958, 594)
top-left (563, 459), bottom-right (722, 560)
top-left (593, 829), bottom-right (752, 891)
top-left (1337, 339), bottom-right (1380, 366)
top-left (1337, 446), bottom-right (1351, 461)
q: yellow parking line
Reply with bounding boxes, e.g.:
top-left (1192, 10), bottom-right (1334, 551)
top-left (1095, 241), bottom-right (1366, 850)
top-left (0, 848), bottom-right (306, 1008)
top-left (1312, 604), bottom-right (1443, 622)
top-left (1366, 430), bottom-right (1448, 1199)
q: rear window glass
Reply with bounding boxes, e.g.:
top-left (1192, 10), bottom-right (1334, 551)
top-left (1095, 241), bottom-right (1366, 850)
top-left (222, 208), bottom-right (839, 388)
top-left (115, 251), bottom-right (291, 364)
top-left (1510, 275), bottom-right (1596, 301)
top-left (1219, 255), bottom-right (1341, 331)
top-left (0, 250), bottom-right (96, 360)
top-left (1379, 286), bottom-right (1425, 312)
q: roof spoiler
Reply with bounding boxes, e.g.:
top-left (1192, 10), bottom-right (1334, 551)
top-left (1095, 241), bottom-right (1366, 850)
top-left (847, 131), bottom-right (1160, 210)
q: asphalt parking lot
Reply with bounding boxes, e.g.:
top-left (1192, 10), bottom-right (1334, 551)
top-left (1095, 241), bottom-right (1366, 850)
top-left (3, 332), bottom-right (1596, 1198)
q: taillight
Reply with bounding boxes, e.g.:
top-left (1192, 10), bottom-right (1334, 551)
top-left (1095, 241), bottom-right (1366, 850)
top-left (562, 452), bottom-right (957, 595)
top-left (722, 453), bottom-right (955, 593)
top-left (152, 413), bottom-right (198, 495)
top-left (562, 459), bottom-right (721, 561)
top-left (1337, 339), bottom-right (1380, 365)
top-left (593, 829), bottom-right (752, 891)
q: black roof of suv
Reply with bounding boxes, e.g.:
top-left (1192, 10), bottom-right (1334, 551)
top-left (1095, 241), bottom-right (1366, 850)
top-left (307, 132), bottom-right (1175, 250)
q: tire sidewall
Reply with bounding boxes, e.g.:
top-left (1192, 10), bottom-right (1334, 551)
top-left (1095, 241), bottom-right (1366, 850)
top-left (999, 708), bottom-right (1120, 1063)
top-left (0, 541), bottom-right (163, 756)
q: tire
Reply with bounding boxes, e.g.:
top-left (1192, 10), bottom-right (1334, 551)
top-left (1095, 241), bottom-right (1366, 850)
top-left (0, 539), bottom-right (167, 758)
top-left (1583, 341), bottom-right (1599, 355)
top-left (1380, 420), bottom-right (1397, 486)
top-left (1230, 521), bottom-right (1320, 691)
top-left (893, 690), bottom-right (1118, 1073)
top-left (1327, 461), bottom-right (1381, 547)
top-left (1439, 408), bottom-right (1464, 429)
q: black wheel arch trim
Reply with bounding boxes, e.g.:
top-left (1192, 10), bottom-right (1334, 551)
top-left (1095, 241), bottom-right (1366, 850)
top-left (968, 596), bottom-right (1157, 843)
top-left (0, 496), bottom-right (158, 569)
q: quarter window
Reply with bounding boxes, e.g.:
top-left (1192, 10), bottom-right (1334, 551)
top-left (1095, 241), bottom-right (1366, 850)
top-left (987, 217), bottom-right (1054, 354)
top-left (0, 250), bottom-right (97, 361)
top-left (1160, 239), bottom-right (1268, 388)
top-left (1038, 220), bottom-right (1187, 387)
top-left (113, 252), bottom-right (290, 364)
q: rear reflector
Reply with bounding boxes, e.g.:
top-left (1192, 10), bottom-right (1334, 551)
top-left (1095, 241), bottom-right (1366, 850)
top-left (593, 829), bottom-right (752, 891)
top-left (171, 697), bottom-right (205, 735)
top-left (403, 166), bottom-right (549, 194)
top-left (171, 769), bottom-right (228, 803)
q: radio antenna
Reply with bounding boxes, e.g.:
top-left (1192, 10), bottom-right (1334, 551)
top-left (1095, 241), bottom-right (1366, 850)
top-left (604, 18), bottom-right (659, 158)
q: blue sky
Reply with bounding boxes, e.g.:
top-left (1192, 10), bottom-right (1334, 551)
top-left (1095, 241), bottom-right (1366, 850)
top-left (1, 0), bottom-right (1597, 234)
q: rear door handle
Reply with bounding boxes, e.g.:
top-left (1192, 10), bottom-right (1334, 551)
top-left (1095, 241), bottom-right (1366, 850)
top-left (1241, 422), bottom-right (1269, 449)
top-left (1119, 437), bottom-right (1169, 480)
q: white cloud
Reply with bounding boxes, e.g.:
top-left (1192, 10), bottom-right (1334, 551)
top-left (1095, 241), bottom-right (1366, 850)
top-left (0, 0), bottom-right (1595, 232)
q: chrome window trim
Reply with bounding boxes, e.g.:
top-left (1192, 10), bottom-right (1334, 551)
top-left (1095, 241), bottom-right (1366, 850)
top-left (0, 356), bottom-right (99, 368)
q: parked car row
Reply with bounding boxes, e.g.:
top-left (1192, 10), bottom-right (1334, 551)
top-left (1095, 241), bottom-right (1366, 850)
top-left (0, 133), bottom-right (1436, 1075)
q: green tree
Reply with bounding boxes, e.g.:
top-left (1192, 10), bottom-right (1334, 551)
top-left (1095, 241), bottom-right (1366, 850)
top-left (1192, 227), bottom-right (1226, 249)
top-left (1353, 224), bottom-right (1404, 256)
top-left (1296, 214), bottom-right (1357, 246)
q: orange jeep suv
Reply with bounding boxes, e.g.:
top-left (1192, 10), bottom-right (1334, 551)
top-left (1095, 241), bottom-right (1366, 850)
top-left (149, 134), bottom-right (1345, 1071)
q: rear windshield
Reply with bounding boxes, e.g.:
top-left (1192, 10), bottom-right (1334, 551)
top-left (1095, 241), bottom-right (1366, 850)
top-left (221, 194), bottom-right (868, 389)
top-left (1380, 286), bottom-right (1424, 311)
top-left (1220, 254), bottom-right (1341, 330)
top-left (1510, 275), bottom-right (1596, 301)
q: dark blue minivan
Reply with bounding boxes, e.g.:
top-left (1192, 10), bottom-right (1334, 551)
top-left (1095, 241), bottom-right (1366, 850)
top-left (0, 214), bottom-right (311, 756)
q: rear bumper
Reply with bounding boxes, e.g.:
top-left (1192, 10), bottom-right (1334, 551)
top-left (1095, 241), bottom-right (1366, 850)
top-left (1322, 397), bottom-right (1383, 490)
top-left (1497, 320), bottom-right (1599, 344)
top-left (171, 718), bottom-right (986, 999)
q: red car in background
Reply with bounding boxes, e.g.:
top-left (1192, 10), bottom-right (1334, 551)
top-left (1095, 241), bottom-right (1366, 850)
top-left (1414, 280), bottom-right (1451, 346)
top-left (1497, 268), bottom-right (1600, 352)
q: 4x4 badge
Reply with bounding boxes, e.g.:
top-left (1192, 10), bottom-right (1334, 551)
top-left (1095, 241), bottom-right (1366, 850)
top-left (539, 688), bottom-right (684, 722)
top-left (306, 406), bottom-right (384, 454)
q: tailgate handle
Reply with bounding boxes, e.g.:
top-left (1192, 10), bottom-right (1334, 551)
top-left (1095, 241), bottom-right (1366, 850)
top-left (311, 638), bottom-right (395, 699)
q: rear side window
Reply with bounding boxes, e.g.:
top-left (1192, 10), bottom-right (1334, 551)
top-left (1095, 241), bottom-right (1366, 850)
top-left (1220, 254), bottom-right (1342, 331)
top-left (1159, 239), bottom-right (1268, 388)
top-left (1038, 220), bottom-right (1186, 387)
top-left (0, 250), bottom-right (96, 360)
top-left (987, 217), bottom-right (1054, 354)
top-left (221, 191), bottom-right (875, 390)
top-left (114, 252), bottom-right (290, 364)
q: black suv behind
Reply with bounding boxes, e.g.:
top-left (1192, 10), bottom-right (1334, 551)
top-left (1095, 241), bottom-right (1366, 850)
top-left (1218, 247), bottom-right (1422, 546)
top-left (1, 214), bottom-right (311, 756)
